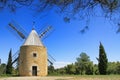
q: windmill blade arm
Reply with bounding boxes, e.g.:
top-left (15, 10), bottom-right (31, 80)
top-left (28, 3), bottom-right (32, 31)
top-left (48, 59), bottom-right (53, 65)
top-left (12, 57), bottom-right (18, 65)
top-left (16, 30), bottom-right (26, 39)
top-left (39, 26), bottom-right (52, 38)
top-left (8, 23), bottom-right (26, 39)
top-left (48, 53), bottom-right (56, 62)
top-left (8, 23), bottom-right (18, 31)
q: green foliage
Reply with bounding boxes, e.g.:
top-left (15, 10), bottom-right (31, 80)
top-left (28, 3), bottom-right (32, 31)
top-left (75, 52), bottom-right (93, 75)
top-left (53, 52), bottom-right (94, 75)
top-left (57, 68), bottom-right (66, 75)
top-left (48, 65), bottom-right (55, 74)
top-left (115, 62), bottom-right (120, 74)
top-left (107, 62), bottom-right (120, 74)
top-left (6, 49), bottom-right (13, 74)
top-left (48, 42), bottom-right (119, 75)
top-left (93, 64), bottom-right (99, 75)
top-left (107, 62), bottom-right (117, 74)
top-left (0, 63), bottom-right (6, 75)
top-left (65, 64), bottom-right (76, 74)
top-left (12, 67), bottom-right (18, 76)
top-left (85, 62), bottom-right (94, 75)
top-left (98, 42), bottom-right (108, 75)
top-left (49, 52), bottom-right (120, 75)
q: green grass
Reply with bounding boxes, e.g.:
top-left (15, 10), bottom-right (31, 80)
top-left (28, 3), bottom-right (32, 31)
top-left (1, 74), bottom-right (120, 80)
top-left (0, 74), bottom-right (18, 78)
top-left (71, 75), bottom-right (120, 80)
top-left (49, 75), bottom-right (120, 80)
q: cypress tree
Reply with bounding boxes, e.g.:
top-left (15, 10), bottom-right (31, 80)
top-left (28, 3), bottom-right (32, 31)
top-left (98, 42), bottom-right (108, 75)
top-left (6, 49), bottom-right (12, 74)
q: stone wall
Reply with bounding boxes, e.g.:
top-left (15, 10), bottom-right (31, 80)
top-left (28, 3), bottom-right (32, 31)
top-left (19, 45), bottom-right (47, 76)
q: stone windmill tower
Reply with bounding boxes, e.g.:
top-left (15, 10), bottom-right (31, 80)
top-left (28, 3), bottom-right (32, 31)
top-left (8, 22), bottom-right (54, 76)
top-left (19, 29), bottom-right (47, 76)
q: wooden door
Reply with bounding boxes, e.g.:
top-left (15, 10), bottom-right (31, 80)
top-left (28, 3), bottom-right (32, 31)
top-left (32, 66), bottom-right (37, 76)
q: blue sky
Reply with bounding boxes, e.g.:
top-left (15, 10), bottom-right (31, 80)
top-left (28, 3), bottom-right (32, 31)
top-left (0, 7), bottom-right (120, 68)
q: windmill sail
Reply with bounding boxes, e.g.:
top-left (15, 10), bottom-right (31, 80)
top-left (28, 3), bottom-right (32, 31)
top-left (48, 55), bottom-right (55, 66)
top-left (39, 26), bottom-right (52, 38)
top-left (48, 53), bottom-right (56, 62)
top-left (8, 23), bottom-right (26, 39)
top-left (12, 50), bottom-right (19, 65)
top-left (12, 57), bottom-right (19, 65)
top-left (48, 59), bottom-right (53, 65)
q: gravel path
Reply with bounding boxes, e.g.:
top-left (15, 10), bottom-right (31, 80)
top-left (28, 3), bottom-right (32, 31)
top-left (0, 76), bottom-right (73, 80)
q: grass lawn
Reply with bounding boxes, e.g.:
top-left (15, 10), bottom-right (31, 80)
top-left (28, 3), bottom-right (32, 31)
top-left (49, 75), bottom-right (120, 80)
top-left (0, 75), bottom-right (120, 80)
top-left (70, 75), bottom-right (120, 80)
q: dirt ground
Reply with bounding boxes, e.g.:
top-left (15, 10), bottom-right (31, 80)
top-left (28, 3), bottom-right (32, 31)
top-left (1, 75), bottom-right (120, 80)
top-left (0, 76), bottom-right (74, 80)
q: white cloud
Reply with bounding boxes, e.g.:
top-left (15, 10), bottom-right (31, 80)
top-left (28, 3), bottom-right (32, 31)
top-left (53, 61), bottom-right (72, 69)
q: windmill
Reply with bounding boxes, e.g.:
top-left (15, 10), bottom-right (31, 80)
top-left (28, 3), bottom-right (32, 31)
top-left (7, 21), bottom-right (55, 76)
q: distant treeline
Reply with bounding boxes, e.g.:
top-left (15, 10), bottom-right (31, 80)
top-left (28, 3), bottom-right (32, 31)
top-left (48, 61), bottom-right (120, 75)
top-left (48, 43), bottom-right (120, 75)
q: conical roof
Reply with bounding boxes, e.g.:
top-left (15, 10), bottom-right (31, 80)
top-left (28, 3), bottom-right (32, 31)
top-left (23, 29), bottom-right (43, 46)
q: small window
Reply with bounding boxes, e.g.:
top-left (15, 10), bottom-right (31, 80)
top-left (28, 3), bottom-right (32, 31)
top-left (33, 53), bottom-right (37, 57)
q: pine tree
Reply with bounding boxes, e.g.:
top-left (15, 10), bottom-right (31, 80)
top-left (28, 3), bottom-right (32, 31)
top-left (6, 49), bottom-right (12, 74)
top-left (76, 52), bottom-right (91, 75)
top-left (98, 42), bottom-right (108, 75)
